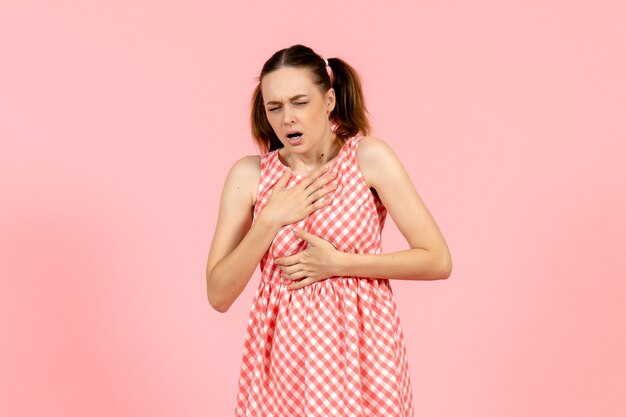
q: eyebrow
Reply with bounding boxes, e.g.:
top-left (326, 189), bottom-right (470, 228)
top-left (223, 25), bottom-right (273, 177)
top-left (265, 94), bottom-right (309, 106)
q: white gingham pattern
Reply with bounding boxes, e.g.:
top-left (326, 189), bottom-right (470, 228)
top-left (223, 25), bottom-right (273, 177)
top-left (235, 135), bottom-right (415, 417)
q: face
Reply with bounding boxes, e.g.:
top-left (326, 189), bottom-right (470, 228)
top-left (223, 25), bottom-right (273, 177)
top-left (261, 66), bottom-right (335, 151)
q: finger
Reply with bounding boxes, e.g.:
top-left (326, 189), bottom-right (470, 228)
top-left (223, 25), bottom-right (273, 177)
top-left (321, 169), bottom-right (339, 184)
top-left (306, 198), bottom-right (333, 215)
top-left (314, 168), bottom-right (338, 185)
top-left (275, 253), bottom-right (298, 266)
top-left (282, 269), bottom-right (308, 280)
top-left (294, 229), bottom-right (324, 246)
top-left (304, 174), bottom-right (338, 200)
top-left (299, 163), bottom-right (331, 190)
top-left (278, 168), bottom-right (292, 187)
top-left (305, 170), bottom-right (338, 194)
top-left (279, 265), bottom-right (296, 277)
top-left (307, 182), bottom-right (338, 202)
top-left (287, 277), bottom-right (314, 290)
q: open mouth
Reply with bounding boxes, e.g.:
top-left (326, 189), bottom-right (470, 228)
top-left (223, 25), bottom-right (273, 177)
top-left (287, 132), bottom-right (303, 140)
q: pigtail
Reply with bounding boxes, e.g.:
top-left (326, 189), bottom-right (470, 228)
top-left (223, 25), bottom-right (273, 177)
top-left (250, 83), bottom-right (282, 154)
top-left (326, 57), bottom-right (371, 140)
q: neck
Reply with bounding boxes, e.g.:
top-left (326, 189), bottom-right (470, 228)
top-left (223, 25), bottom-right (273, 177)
top-left (280, 132), bottom-right (342, 173)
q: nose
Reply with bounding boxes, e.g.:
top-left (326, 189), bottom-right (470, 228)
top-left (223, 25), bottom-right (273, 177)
top-left (282, 105), bottom-right (296, 125)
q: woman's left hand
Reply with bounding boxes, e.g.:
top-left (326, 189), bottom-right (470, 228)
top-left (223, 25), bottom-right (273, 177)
top-left (274, 229), bottom-right (341, 290)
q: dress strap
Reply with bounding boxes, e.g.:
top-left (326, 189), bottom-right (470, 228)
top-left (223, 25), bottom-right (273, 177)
top-left (342, 134), bottom-right (365, 168)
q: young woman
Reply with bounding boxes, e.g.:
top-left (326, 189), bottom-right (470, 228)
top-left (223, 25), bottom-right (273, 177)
top-left (206, 44), bottom-right (452, 417)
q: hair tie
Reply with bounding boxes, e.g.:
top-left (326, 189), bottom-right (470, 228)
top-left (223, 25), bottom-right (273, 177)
top-left (324, 58), bottom-right (333, 83)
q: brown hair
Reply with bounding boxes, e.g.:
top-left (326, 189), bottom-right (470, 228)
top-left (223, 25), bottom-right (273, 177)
top-left (250, 44), bottom-right (371, 154)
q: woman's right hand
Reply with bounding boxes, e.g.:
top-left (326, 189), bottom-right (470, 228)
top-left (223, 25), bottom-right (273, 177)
top-left (260, 164), bottom-right (338, 228)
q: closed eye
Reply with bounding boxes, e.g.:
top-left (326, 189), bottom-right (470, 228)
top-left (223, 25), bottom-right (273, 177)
top-left (268, 102), bottom-right (306, 112)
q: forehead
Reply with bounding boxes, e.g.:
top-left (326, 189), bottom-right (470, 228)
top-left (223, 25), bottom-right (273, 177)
top-left (261, 66), bottom-right (318, 100)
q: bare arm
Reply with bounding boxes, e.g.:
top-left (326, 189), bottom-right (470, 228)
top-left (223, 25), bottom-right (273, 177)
top-left (335, 249), bottom-right (449, 280)
top-left (206, 156), bottom-right (338, 311)
top-left (338, 136), bottom-right (452, 281)
top-left (274, 136), bottom-right (453, 290)
top-left (205, 156), bottom-right (281, 313)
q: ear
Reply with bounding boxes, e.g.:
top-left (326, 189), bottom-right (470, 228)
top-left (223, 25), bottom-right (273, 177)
top-left (325, 88), bottom-right (336, 113)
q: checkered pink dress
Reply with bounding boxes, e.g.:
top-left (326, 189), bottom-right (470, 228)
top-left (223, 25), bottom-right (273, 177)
top-left (234, 134), bottom-right (415, 417)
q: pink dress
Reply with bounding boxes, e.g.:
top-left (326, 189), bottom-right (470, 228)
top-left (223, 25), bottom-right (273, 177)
top-left (234, 134), bottom-right (415, 417)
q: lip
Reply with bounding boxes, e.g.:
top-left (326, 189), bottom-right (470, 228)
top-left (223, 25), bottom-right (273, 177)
top-left (286, 133), bottom-right (303, 145)
top-left (285, 130), bottom-right (303, 145)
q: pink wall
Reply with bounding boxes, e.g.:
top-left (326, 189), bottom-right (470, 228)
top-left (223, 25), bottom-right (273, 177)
top-left (1, 1), bottom-right (625, 416)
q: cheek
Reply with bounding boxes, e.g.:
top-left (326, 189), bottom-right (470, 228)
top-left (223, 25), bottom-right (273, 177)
top-left (307, 107), bottom-right (326, 120)
top-left (266, 113), bottom-right (280, 126)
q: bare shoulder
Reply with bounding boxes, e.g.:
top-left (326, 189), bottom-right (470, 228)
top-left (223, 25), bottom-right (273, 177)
top-left (225, 154), bottom-right (261, 207)
top-left (355, 135), bottom-right (400, 189)
top-left (355, 137), bottom-right (452, 277)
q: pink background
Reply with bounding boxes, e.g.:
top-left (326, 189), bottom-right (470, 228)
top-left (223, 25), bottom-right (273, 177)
top-left (1, 1), bottom-right (625, 416)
